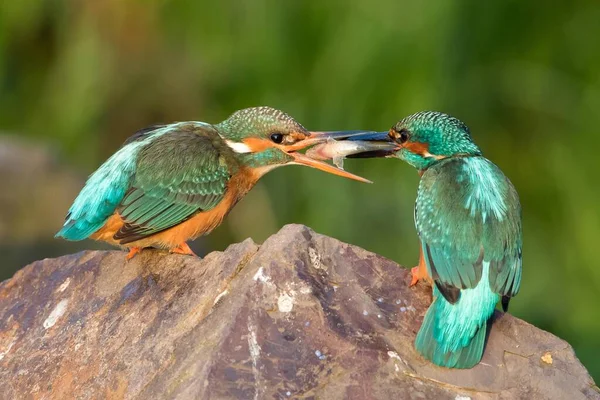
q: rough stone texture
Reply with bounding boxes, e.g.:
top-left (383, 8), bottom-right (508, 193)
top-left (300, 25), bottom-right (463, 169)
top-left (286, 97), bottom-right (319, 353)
top-left (0, 224), bottom-right (597, 400)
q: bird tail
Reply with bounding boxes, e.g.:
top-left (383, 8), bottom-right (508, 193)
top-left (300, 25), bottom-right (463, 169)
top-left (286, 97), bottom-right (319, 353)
top-left (55, 219), bottom-right (94, 241)
top-left (415, 261), bottom-right (499, 369)
top-left (415, 296), bottom-right (487, 369)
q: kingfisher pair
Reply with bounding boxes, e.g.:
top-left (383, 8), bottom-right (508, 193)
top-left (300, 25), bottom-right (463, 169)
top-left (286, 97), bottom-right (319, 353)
top-left (57, 106), bottom-right (522, 370)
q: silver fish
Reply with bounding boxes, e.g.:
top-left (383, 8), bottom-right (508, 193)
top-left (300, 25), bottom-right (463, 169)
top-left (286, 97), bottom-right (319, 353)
top-left (306, 138), bottom-right (396, 169)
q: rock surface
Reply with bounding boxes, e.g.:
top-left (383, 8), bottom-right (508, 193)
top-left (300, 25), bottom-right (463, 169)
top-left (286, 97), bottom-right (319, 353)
top-left (0, 224), bottom-right (597, 400)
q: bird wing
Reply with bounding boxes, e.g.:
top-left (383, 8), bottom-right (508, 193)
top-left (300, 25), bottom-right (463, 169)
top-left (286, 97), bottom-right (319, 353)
top-left (416, 157), bottom-right (522, 303)
top-left (56, 125), bottom-right (168, 241)
top-left (113, 123), bottom-right (234, 244)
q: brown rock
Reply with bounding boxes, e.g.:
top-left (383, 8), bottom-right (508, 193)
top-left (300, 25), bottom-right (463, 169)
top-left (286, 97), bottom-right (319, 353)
top-left (0, 224), bottom-right (597, 399)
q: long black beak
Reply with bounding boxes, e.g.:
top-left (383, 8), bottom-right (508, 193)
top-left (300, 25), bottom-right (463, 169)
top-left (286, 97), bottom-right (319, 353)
top-left (342, 131), bottom-right (398, 158)
top-left (307, 130), bottom-right (382, 141)
top-left (339, 131), bottom-right (391, 141)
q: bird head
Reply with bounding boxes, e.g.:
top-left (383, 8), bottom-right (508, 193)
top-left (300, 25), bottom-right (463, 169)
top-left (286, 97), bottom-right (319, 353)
top-left (332, 111), bottom-right (483, 171)
top-left (215, 106), bottom-right (371, 182)
top-left (387, 111), bottom-right (482, 170)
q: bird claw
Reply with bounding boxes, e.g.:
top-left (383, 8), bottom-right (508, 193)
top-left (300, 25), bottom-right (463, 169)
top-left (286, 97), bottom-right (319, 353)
top-left (409, 266), bottom-right (420, 287)
top-left (126, 247), bottom-right (142, 260)
top-left (170, 242), bottom-right (197, 257)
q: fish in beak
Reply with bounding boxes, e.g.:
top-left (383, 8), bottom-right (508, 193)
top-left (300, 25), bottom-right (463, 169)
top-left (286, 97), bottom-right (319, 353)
top-left (280, 130), bottom-right (382, 183)
top-left (305, 131), bottom-right (397, 168)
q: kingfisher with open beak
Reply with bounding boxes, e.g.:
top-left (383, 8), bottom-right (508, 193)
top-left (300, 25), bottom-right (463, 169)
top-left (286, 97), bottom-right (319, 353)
top-left (56, 106), bottom-right (370, 259)
top-left (310, 111), bottom-right (522, 369)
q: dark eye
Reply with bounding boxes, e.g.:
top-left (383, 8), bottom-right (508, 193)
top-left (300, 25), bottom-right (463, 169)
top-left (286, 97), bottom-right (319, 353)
top-left (393, 128), bottom-right (410, 144)
top-left (270, 133), bottom-right (284, 144)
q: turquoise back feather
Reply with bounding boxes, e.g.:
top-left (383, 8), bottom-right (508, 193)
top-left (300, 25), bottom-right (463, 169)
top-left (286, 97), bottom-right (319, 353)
top-left (55, 127), bottom-right (169, 240)
top-left (414, 156), bottom-right (521, 368)
top-left (415, 262), bottom-right (499, 368)
top-left (416, 157), bottom-right (522, 296)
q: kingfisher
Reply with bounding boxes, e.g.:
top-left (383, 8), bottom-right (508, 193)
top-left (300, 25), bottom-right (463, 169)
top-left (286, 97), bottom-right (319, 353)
top-left (312, 111), bottom-right (522, 369)
top-left (56, 106), bottom-right (370, 259)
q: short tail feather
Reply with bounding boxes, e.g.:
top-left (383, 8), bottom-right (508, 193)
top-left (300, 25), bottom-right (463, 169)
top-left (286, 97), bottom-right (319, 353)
top-left (415, 296), bottom-right (487, 369)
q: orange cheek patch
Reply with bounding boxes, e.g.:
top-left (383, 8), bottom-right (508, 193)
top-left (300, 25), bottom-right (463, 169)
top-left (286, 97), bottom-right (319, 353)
top-left (404, 141), bottom-right (430, 155)
top-left (242, 137), bottom-right (276, 152)
top-left (404, 141), bottom-right (445, 160)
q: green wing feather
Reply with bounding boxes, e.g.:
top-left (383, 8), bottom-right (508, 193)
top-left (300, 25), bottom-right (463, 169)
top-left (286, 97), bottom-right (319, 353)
top-left (114, 123), bottom-right (235, 244)
top-left (416, 157), bottom-right (522, 302)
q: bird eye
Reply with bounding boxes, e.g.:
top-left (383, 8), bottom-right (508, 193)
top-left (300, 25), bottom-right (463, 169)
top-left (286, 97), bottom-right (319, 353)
top-left (398, 129), bottom-right (410, 143)
top-left (270, 133), bottom-right (284, 144)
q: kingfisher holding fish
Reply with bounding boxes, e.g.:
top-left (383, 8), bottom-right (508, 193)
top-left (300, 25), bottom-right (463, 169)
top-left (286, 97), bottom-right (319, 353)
top-left (312, 111), bottom-right (522, 369)
top-left (56, 106), bottom-right (370, 259)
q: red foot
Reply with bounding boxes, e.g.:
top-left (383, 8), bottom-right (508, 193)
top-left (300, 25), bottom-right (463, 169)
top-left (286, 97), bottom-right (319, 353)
top-left (410, 247), bottom-right (430, 287)
top-left (170, 242), bottom-right (197, 257)
top-left (410, 266), bottom-right (420, 287)
top-left (126, 247), bottom-right (142, 260)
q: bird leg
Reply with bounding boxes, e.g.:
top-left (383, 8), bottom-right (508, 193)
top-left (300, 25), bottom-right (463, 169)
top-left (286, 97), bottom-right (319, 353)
top-left (170, 242), bottom-right (197, 257)
top-left (410, 247), bottom-right (430, 286)
top-left (126, 247), bottom-right (143, 260)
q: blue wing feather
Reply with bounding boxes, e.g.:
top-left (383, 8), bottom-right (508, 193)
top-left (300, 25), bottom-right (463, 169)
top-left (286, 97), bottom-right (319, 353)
top-left (56, 128), bottom-right (166, 241)
top-left (417, 157), bottom-right (521, 296)
top-left (414, 156), bottom-right (521, 368)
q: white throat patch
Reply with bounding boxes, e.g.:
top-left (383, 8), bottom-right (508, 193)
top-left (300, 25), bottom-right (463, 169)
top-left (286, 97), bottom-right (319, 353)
top-left (225, 140), bottom-right (252, 153)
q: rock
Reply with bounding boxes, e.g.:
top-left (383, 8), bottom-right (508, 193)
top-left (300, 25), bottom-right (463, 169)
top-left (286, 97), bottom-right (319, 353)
top-left (0, 224), bottom-right (597, 400)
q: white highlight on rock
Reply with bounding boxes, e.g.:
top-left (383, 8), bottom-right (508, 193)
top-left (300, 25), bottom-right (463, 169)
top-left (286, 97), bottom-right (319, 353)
top-left (225, 140), bottom-right (252, 154)
top-left (309, 247), bottom-right (323, 270)
top-left (43, 299), bottom-right (69, 329)
top-left (455, 396), bottom-right (471, 400)
top-left (57, 278), bottom-right (71, 293)
top-left (248, 327), bottom-right (261, 364)
top-left (299, 285), bottom-right (312, 295)
top-left (213, 289), bottom-right (228, 306)
top-left (253, 267), bottom-right (271, 283)
top-left (388, 351), bottom-right (405, 373)
top-left (0, 340), bottom-right (15, 360)
top-left (247, 320), bottom-right (262, 400)
top-left (277, 293), bottom-right (294, 313)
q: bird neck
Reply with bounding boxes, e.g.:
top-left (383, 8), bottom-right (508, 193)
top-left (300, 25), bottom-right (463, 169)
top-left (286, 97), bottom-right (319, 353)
top-left (215, 120), bottom-right (245, 142)
top-left (400, 147), bottom-right (481, 173)
top-left (234, 149), bottom-right (291, 179)
top-left (236, 149), bottom-right (281, 168)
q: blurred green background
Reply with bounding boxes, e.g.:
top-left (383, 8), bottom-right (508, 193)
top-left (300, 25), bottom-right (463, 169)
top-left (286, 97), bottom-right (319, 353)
top-left (1, 0), bottom-right (599, 381)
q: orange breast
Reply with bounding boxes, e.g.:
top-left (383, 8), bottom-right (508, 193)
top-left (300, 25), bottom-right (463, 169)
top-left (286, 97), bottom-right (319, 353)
top-left (90, 166), bottom-right (259, 249)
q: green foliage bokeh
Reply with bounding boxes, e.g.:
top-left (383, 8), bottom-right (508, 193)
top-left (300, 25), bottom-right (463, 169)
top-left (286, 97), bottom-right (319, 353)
top-left (1, 0), bottom-right (599, 381)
